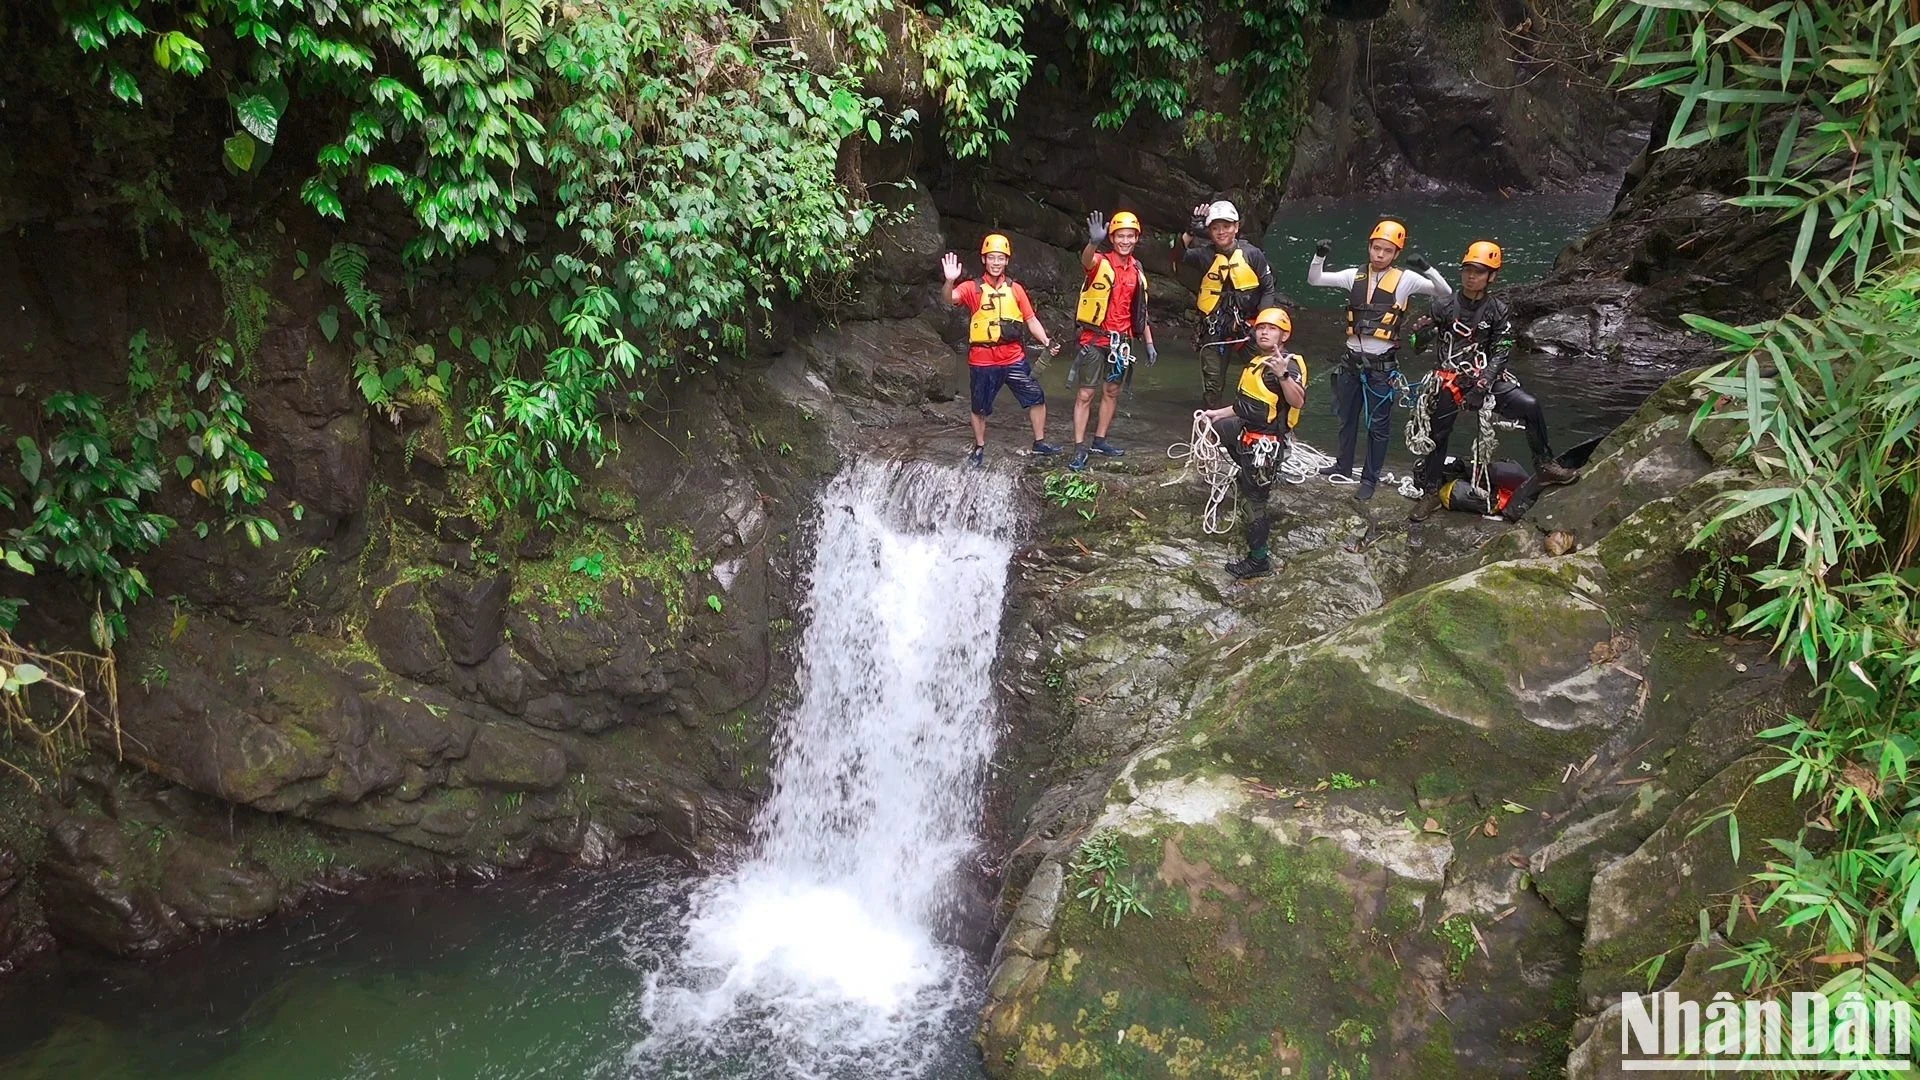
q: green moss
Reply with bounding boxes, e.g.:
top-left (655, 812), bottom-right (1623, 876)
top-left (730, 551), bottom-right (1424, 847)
top-left (1383, 882), bottom-right (1423, 935)
top-left (1408, 1021), bottom-right (1462, 1079)
top-left (997, 812), bottom-right (1413, 1078)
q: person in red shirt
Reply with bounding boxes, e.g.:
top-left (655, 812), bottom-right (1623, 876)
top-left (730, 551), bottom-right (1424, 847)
top-left (1066, 210), bottom-right (1156, 472)
top-left (941, 234), bottom-right (1064, 466)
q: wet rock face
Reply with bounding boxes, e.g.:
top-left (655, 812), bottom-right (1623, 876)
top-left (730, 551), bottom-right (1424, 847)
top-left (1288, 0), bottom-right (1645, 196)
top-left (979, 372), bottom-right (1803, 1078)
top-left (1508, 108), bottom-right (1799, 368)
top-left (0, 849), bottom-right (51, 973)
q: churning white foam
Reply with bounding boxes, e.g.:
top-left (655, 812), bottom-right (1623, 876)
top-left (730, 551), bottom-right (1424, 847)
top-left (634, 460), bottom-right (1019, 1078)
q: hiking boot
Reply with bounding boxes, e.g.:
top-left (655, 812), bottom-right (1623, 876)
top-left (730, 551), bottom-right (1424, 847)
top-left (1226, 554), bottom-right (1274, 580)
top-left (1091, 437), bottom-right (1126, 457)
top-left (1409, 488), bottom-right (1444, 522)
top-left (1318, 464), bottom-right (1351, 479)
top-left (967, 445), bottom-right (985, 468)
top-left (1353, 482), bottom-right (1377, 503)
top-left (1069, 447), bottom-right (1091, 472)
top-left (1032, 440), bottom-right (1064, 456)
top-left (1536, 460), bottom-right (1578, 485)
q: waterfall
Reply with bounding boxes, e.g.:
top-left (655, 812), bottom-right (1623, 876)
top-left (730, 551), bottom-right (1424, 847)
top-left (634, 459), bottom-right (1019, 1078)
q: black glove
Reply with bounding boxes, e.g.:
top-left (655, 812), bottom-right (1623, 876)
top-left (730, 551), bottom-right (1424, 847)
top-left (1314, 239), bottom-right (1332, 258)
top-left (1407, 253), bottom-right (1432, 273)
top-left (1087, 211), bottom-right (1108, 247)
top-left (1409, 331), bottom-right (1427, 354)
top-left (1190, 213), bottom-right (1208, 234)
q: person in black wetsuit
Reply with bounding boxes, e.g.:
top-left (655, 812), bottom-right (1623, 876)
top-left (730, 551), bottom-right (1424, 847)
top-left (1176, 200), bottom-right (1287, 409)
top-left (1199, 306), bottom-right (1306, 580)
top-left (1408, 241), bottom-right (1578, 523)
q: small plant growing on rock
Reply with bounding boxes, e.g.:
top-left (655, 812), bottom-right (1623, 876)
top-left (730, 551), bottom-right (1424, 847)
top-left (1673, 546), bottom-right (1752, 635)
top-left (1434, 914), bottom-right (1478, 979)
top-left (1043, 472), bottom-right (1101, 522)
top-left (1070, 829), bottom-right (1151, 928)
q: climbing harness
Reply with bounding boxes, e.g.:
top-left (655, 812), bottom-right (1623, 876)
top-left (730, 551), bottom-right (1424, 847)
top-left (1107, 332), bottom-right (1135, 379)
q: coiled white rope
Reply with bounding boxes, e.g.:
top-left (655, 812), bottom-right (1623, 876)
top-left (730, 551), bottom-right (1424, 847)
top-left (1166, 412), bottom-right (1241, 534)
top-left (1168, 410), bottom-right (1426, 533)
top-left (1405, 373), bottom-right (1436, 458)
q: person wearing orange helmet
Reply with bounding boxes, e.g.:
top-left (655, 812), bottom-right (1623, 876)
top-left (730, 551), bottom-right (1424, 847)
top-left (1176, 199), bottom-right (1288, 409)
top-left (1407, 241), bottom-right (1577, 522)
top-left (1307, 219), bottom-right (1452, 501)
top-left (942, 233), bottom-right (1065, 466)
top-left (1199, 306), bottom-right (1306, 580)
top-left (1067, 209), bottom-right (1156, 471)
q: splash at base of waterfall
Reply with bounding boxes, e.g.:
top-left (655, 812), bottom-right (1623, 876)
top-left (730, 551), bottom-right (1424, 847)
top-left (632, 461), bottom-right (1018, 1079)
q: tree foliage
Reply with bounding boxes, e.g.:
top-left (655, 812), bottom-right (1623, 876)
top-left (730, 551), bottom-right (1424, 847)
top-left (1603, 0), bottom-right (1920, 1055)
top-left (52, 0), bottom-right (895, 526)
top-left (1064, 0), bottom-right (1317, 172)
top-left (1596, 0), bottom-right (1920, 291)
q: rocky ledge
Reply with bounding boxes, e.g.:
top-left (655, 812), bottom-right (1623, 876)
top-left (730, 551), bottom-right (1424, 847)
top-left (977, 369), bottom-right (1806, 1077)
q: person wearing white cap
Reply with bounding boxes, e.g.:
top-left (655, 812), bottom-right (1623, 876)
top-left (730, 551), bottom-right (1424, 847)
top-left (1175, 199), bottom-right (1288, 409)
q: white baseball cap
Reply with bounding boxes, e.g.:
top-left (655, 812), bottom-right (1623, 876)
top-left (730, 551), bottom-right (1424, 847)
top-left (1205, 200), bottom-right (1240, 225)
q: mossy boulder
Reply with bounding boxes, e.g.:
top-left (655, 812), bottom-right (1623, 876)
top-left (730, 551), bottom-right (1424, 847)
top-left (1192, 555), bottom-right (1640, 796)
top-left (1578, 751), bottom-right (1811, 1008)
top-left (981, 770), bottom-right (1453, 1079)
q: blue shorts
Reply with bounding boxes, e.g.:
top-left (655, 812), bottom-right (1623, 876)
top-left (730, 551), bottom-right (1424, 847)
top-left (970, 357), bottom-right (1045, 416)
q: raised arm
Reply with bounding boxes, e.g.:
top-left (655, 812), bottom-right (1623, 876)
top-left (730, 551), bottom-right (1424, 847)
top-left (1401, 253), bottom-right (1453, 302)
top-left (941, 252), bottom-right (967, 306)
top-left (1082, 211), bottom-right (1105, 270)
top-left (1306, 255), bottom-right (1356, 290)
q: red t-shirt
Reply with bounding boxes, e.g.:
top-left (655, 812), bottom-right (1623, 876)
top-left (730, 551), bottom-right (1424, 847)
top-left (1079, 253), bottom-right (1141, 347)
top-left (953, 277), bottom-right (1036, 367)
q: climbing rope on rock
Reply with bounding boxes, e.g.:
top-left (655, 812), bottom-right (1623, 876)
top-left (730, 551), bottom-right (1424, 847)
top-left (1166, 411), bottom-right (1240, 535)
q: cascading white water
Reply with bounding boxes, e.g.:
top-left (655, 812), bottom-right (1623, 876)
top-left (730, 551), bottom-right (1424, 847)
top-left (634, 459), bottom-right (1019, 1078)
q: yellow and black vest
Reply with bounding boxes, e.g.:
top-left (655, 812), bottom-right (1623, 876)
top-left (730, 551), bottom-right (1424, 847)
top-left (1346, 268), bottom-right (1409, 343)
top-left (967, 278), bottom-right (1026, 346)
top-left (1075, 254), bottom-right (1149, 336)
top-left (1233, 353), bottom-right (1308, 435)
top-left (1197, 247), bottom-right (1263, 316)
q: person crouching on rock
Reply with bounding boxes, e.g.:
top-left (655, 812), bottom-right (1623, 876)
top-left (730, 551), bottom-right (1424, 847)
top-left (1067, 209), bottom-right (1156, 472)
top-left (1198, 307), bottom-right (1306, 580)
top-left (943, 234), bottom-right (1064, 466)
top-left (1307, 220), bottom-right (1452, 502)
top-left (1178, 200), bottom-right (1285, 410)
top-left (1408, 241), bottom-right (1577, 522)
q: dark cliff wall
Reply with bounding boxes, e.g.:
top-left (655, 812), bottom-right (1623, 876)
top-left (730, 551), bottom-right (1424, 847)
top-left (1289, 0), bottom-right (1646, 195)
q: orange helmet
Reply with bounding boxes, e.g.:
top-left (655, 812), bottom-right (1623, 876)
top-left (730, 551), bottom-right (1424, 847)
top-left (1108, 211), bottom-right (1142, 236)
top-left (1462, 241), bottom-right (1503, 271)
top-left (981, 233), bottom-right (1012, 257)
top-left (1252, 307), bottom-right (1292, 333)
top-left (1369, 220), bottom-right (1408, 249)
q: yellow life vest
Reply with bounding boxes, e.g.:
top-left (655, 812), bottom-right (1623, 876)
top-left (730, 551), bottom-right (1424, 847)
top-left (1196, 247), bottom-right (1263, 316)
top-left (1235, 352), bottom-right (1308, 432)
top-left (967, 278), bottom-right (1025, 346)
top-left (1076, 254), bottom-right (1149, 334)
top-left (1345, 267), bottom-right (1409, 342)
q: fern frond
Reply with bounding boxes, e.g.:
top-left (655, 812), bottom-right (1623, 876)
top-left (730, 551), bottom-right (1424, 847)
top-left (324, 243), bottom-right (382, 327)
top-left (502, 0), bottom-right (550, 53)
